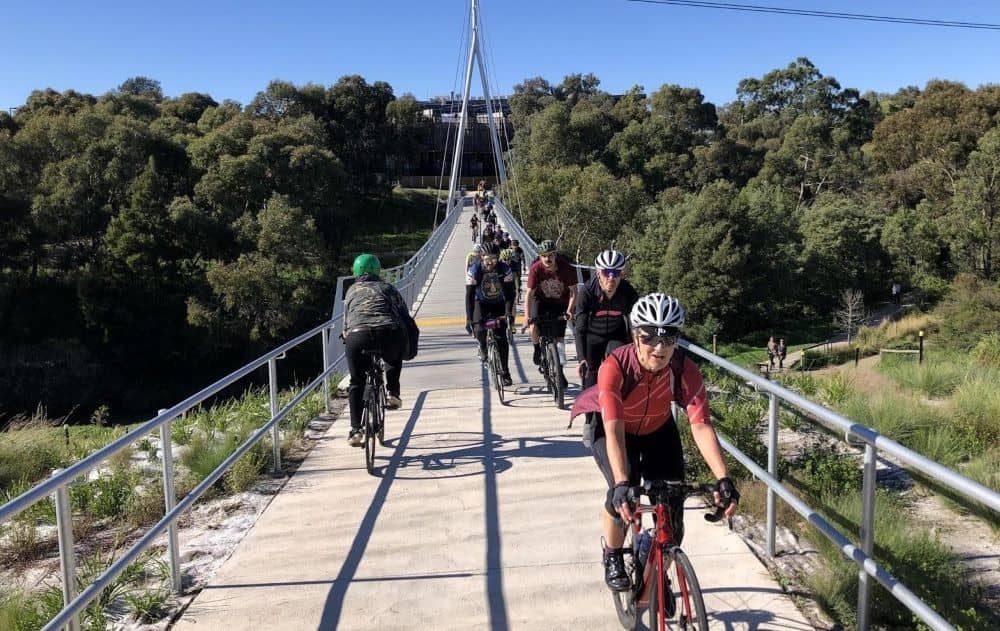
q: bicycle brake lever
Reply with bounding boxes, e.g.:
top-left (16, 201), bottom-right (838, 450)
top-left (704, 504), bottom-right (727, 523)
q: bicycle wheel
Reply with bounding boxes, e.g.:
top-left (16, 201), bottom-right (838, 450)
top-left (490, 343), bottom-right (505, 404)
top-left (547, 343), bottom-right (564, 409)
top-left (611, 528), bottom-right (638, 630)
top-left (539, 343), bottom-right (553, 393)
top-left (376, 377), bottom-right (386, 446)
top-left (671, 549), bottom-right (708, 630)
top-left (363, 388), bottom-right (376, 474)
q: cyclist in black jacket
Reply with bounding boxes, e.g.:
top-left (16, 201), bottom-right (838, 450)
top-left (573, 250), bottom-right (639, 390)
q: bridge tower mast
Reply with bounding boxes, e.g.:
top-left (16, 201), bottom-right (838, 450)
top-left (444, 0), bottom-right (509, 216)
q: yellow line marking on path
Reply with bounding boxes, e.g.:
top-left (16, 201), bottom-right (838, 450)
top-left (414, 316), bottom-right (467, 328)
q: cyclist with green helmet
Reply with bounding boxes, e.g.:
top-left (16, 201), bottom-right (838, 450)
top-left (524, 239), bottom-right (578, 388)
top-left (342, 254), bottom-right (408, 447)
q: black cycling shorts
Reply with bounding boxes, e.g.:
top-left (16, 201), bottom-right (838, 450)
top-left (532, 300), bottom-right (568, 338)
top-left (591, 417), bottom-right (686, 543)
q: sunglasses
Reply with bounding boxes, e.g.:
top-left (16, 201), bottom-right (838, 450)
top-left (599, 269), bottom-right (622, 278)
top-left (481, 255), bottom-right (498, 264)
top-left (637, 333), bottom-right (678, 348)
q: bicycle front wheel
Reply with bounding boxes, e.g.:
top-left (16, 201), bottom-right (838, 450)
top-left (488, 343), bottom-right (505, 404)
top-left (672, 548), bottom-right (708, 630)
top-left (611, 528), bottom-right (637, 630)
top-left (547, 343), bottom-right (564, 409)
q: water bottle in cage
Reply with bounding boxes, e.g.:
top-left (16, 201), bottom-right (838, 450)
top-left (636, 529), bottom-right (653, 563)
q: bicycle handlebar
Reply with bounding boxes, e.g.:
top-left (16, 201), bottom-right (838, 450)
top-left (520, 313), bottom-right (568, 334)
top-left (633, 480), bottom-right (731, 525)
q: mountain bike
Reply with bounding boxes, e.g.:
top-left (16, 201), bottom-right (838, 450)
top-left (524, 314), bottom-right (567, 409)
top-left (480, 316), bottom-right (508, 404)
top-left (361, 349), bottom-right (387, 474)
top-left (612, 480), bottom-right (727, 631)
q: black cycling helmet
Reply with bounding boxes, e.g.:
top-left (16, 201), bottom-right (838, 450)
top-left (538, 239), bottom-right (557, 255)
top-left (481, 242), bottom-right (501, 256)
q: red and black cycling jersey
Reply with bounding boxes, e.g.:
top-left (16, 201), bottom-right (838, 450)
top-left (570, 343), bottom-right (710, 435)
top-left (573, 276), bottom-right (638, 359)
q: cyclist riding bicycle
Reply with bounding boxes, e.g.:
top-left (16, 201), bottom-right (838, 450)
top-left (569, 293), bottom-right (739, 592)
top-left (466, 243), bottom-right (484, 271)
top-left (524, 239), bottom-right (577, 388)
top-left (574, 250), bottom-right (639, 390)
top-left (466, 243), bottom-right (516, 387)
top-left (469, 214), bottom-right (480, 240)
top-left (342, 254), bottom-right (407, 447)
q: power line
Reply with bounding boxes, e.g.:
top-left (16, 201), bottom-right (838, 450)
top-left (623, 0), bottom-right (1000, 30)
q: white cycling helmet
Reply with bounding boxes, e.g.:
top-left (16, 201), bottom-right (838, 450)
top-left (630, 293), bottom-right (685, 331)
top-left (594, 249), bottom-right (627, 271)
top-left (473, 243), bottom-right (485, 254)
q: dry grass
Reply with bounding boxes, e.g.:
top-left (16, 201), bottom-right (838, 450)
top-left (854, 311), bottom-right (938, 352)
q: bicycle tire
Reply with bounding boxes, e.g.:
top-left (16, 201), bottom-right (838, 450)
top-left (671, 549), bottom-right (708, 630)
top-left (539, 343), bottom-right (553, 393)
top-left (492, 347), bottom-right (505, 404)
top-left (376, 377), bottom-right (386, 446)
top-left (611, 528), bottom-right (638, 630)
top-left (547, 343), bottom-right (564, 409)
top-left (363, 390), bottom-right (376, 474)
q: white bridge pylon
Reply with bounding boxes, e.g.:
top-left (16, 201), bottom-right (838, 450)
top-left (445, 0), bottom-right (509, 207)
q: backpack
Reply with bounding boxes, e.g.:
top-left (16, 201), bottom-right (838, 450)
top-left (396, 303), bottom-right (420, 361)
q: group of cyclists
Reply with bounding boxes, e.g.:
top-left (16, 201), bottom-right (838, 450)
top-left (344, 183), bottom-right (739, 597)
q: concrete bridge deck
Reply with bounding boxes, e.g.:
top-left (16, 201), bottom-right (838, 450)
top-left (173, 203), bottom-right (813, 630)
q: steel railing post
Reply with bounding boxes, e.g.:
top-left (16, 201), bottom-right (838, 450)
top-left (268, 358), bottom-right (281, 474)
top-left (767, 393), bottom-right (779, 557)
top-left (157, 410), bottom-right (183, 593)
top-left (858, 442), bottom-right (878, 630)
top-left (321, 328), bottom-right (331, 414)
top-left (51, 469), bottom-right (81, 631)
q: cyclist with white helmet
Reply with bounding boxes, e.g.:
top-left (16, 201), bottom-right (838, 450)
top-left (569, 293), bottom-right (739, 592)
top-left (574, 250), bottom-right (639, 391)
top-left (466, 243), bottom-right (484, 271)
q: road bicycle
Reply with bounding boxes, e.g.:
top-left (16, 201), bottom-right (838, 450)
top-left (360, 349), bottom-right (387, 474)
top-left (612, 480), bottom-right (727, 631)
top-left (479, 316), bottom-right (509, 404)
top-left (523, 314), bottom-right (568, 409)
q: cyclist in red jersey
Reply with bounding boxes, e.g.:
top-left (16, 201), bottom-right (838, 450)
top-left (524, 239), bottom-right (577, 387)
top-left (569, 293), bottom-right (739, 592)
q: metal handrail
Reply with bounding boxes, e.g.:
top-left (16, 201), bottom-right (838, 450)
top-left (0, 192), bottom-right (463, 631)
top-left (677, 338), bottom-right (999, 631)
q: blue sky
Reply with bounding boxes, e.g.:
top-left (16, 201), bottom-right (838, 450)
top-left (4, 1), bottom-right (1000, 111)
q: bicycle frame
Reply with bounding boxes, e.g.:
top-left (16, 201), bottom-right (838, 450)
top-left (623, 481), bottom-right (719, 630)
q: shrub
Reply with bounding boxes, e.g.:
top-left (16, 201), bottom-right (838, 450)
top-left (0, 424), bottom-right (66, 492)
top-left (125, 587), bottom-right (170, 623)
top-left (180, 431), bottom-right (240, 484)
top-left (790, 442), bottom-right (861, 496)
top-left (224, 443), bottom-right (269, 493)
top-left (952, 370), bottom-right (1000, 452)
top-left (933, 274), bottom-right (1000, 351)
top-left (970, 332), bottom-right (1000, 368)
top-left (819, 372), bottom-right (854, 407)
top-left (805, 490), bottom-right (987, 629)
top-left (878, 359), bottom-right (965, 398)
top-left (707, 397), bottom-right (767, 479)
top-left (778, 372), bottom-right (817, 397)
top-left (87, 469), bottom-right (137, 520)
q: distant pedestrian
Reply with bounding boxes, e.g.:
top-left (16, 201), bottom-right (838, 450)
top-left (891, 281), bottom-right (902, 307)
top-left (777, 338), bottom-right (787, 370)
top-left (766, 336), bottom-right (777, 369)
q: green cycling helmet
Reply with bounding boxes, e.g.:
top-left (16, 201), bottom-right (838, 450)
top-left (352, 253), bottom-right (381, 277)
top-left (499, 248), bottom-right (513, 262)
top-left (538, 239), bottom-right (557, 255)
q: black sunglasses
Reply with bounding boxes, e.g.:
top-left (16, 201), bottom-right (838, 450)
top-left (637, 332), bottom-right (678, 347)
